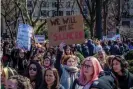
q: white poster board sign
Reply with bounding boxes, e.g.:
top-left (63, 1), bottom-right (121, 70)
top-left (17, 24), bottom-right (33, 51)
top-left (35, 35), bottom-right (45, 43)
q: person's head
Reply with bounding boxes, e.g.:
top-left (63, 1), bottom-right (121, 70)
top-left (62, 55), bottom-right (78, 67)
top-left (78, 57), bottom-right (103, 85)
top-left (33, 54), bottom-right (43, 65)
top-left (97, 50), bottom-right (106, 62)
top-left (6, 75), bottom-right (32, 89)
top-left (64, 45), bottom-right (72, 55)
top-left (112, 55), bottom-right (128, 75)
top-left (3, 41), bottom-right (10, 55)
top-left (44, 51), bottom-right (52, 59)
top-left (44, 68), bottom-right (60, 89)
top-left (26, 60), bottom-right (43, 89)
top-left (43, 56), bottom-right (52, 68)
top-left (1, 67), bottom-right (18, 87)
top-left (19, 49), bottom-right (25, 58)
top-left (106, 55), bottom-right (115, 68)
top-left (45, 42), bottom-right (50, 49)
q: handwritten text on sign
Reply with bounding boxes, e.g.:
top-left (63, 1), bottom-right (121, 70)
top-left (17, 24), bottom-right (33, 51)
top-left (47, 15), bottom-right (85, 46)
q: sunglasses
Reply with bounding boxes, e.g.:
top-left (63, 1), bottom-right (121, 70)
top-left (29, 67), bottom-right (37, 71)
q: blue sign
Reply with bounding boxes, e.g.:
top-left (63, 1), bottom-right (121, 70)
top-left (17, 24), bottom-right (33, 51)
top-left (35, 35), bottom-right (45, 43)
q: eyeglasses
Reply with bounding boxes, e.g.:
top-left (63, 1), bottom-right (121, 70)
top-left (29, 67), bottom-right (37, 71)
top-left (82, 64), bottom-right (93, 68)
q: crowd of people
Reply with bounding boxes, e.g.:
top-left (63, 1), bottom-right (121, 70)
top-left (1, 38), bottom-right (133, 89)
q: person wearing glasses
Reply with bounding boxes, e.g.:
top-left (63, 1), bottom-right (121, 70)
top-left (72, 56), bottom-right (103, 89)
top-left (111, 55), bottom-right (133, 89)
top-left (25, 60), bottom-right (43, 89)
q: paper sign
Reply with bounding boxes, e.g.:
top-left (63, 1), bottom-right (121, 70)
top-left (35, 35), bottom-right (45, 43)
top-left (47, 15), bottom-right (85, 46)
top-left (17, 24), bottom-right (33, 51)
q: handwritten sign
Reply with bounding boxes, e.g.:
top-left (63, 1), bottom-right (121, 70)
top-left (35, 35), bottom-right (45, 43)
top-left (17, 24), bottom-right (33, 51)
top-left (47, 15), bottom-right (85, 46)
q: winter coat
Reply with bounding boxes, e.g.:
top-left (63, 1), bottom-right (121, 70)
top-left (90, 75), bottom-right (117, 89)
top-left (87, 40), bottom-right (95, 56)
top-left (55, 50), bottom-right (78, 89)
top-left (81, 45), bottom-right (89, 58)
top-left (114, 70), bottom-right (133, 89)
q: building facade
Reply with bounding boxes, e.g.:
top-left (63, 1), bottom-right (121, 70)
top-left (121, 0), bottom-right (133, 28)
top-left (27, 0), bottom-right (80, 18)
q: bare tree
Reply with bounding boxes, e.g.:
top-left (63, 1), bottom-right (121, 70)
top-left (76, 0), bottom-right (96, 38)
top-left (1, 0), bottom-right (48, 40)
top-left (120, 27), bottom-right (133, 39)
top-left (1, 0), bottom-right (20, 40)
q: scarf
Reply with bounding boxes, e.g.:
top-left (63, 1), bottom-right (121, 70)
top-left (64, 65), bottom-right (79, 73)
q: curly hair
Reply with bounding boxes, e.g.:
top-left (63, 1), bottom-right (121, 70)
top-left (9, 75), bottom-right (32, 89)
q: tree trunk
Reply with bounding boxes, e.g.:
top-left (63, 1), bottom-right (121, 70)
top-left (96, 0), bottom-right (102, 39)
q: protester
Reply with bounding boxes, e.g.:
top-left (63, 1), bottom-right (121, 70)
top-left (90, 75), bottom-right (118, 89)
top-left (2, 41), bottom-right (11, 67)
top-left (6, 75), bottom-right (32, 89)
top-left (112, 55), bottom-right (133, 89)
top-left (43, 68), bottom-right (65, 89)
top-left (55, 43), bottom-right (79, 89)
top-left (25, 60), bottom-right (43, 89)
top-left (43, 56), bottom-right (53, 69)
top-left (72, 56), bottom-right (103, 89)
top-left (110, 41), bottom-right (121, 55)
top-left (1, 67), bottom-right (18, 89)
top-left (95, 40), bottom-right (103, 53)
top-left (87, 39), bottom-right (95, 56)
top-left (81, 43), bottom-right (89, 58)
top-left (97, 50), bottom-right (109, 71)
top-left (15, 49), bottom-right (28, 75)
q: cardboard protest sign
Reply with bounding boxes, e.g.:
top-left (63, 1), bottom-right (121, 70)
top-left (35, 35), bottom-right (45, 43)
top-left (17, 24), bottom-right (33, 51)
top-left (47, 15), bottom-right (85, 46)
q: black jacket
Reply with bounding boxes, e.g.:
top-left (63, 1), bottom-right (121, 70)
top-left (90, 75), bottom-right (117, 89)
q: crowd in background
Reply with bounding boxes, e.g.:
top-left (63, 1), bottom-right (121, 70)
top-left (1, 38), bottom-right (133, 89)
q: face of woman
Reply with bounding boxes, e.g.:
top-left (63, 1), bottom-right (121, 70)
top-left (98, 52), bottom-right (105, 61)
top-left (29, 64), bottom-right (37, 78)
top-left (65, 49), bottom-right (71, 55)
top-left (83, 60), bottom-right (94, 76)
top-left (44, 58), bottom-right (50, 67)
top-left (1, 72), bottom-right (6, 85)
top-left (67, 58), bottom-right (75, 67)
top-left (47, 52), bottom-right (51, 58)
top-left (46, 43), bottom-right (49, 49)
top-left (6, 79), bottom-right (17, 89)
top-left (45, 70), bottom-right (55, 86)
top-left (19, 52), bottom-right (24, 58)
top-left (112, 60), bottom-right (122, 73)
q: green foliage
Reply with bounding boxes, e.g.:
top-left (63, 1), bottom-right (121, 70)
top-left (128, 60), bottom-right (133, 73)
top-left (75, 52), bottom-right (84, 63)
top-left (84, 25), bottom-right (91, 39)
top-left (125, 50), bottom-right (133, 60)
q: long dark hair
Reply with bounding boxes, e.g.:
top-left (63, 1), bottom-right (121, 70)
top-left (44, 68), bottom-right (60, 89)
top-left (25, 60), bottom-right (43, 89)
top-left (112, 55), bottom-right (128, 75)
